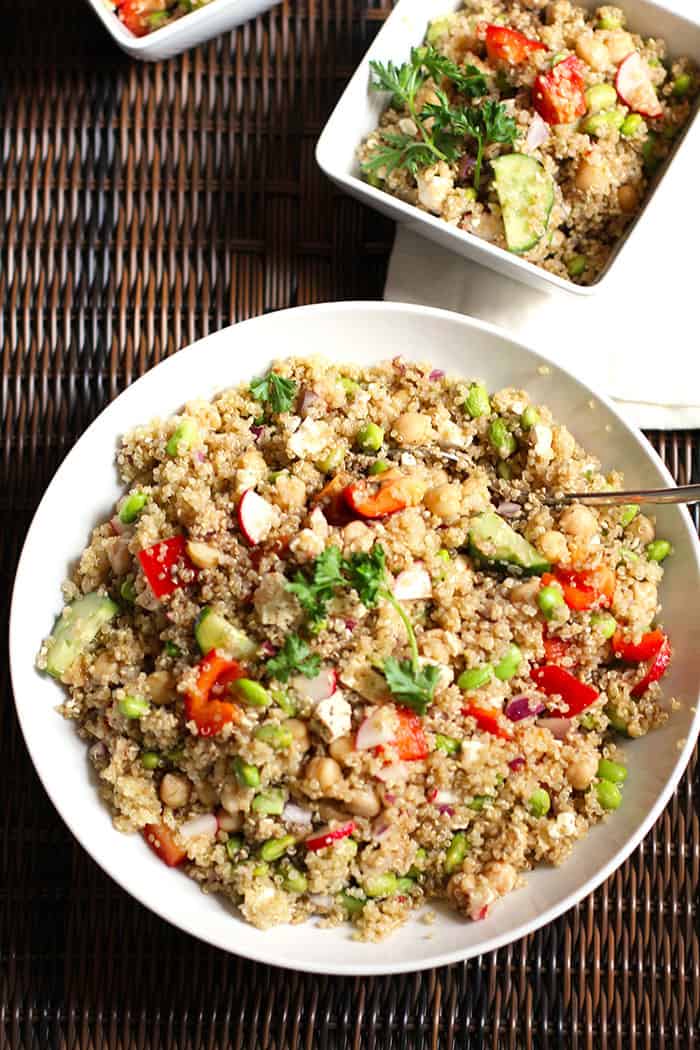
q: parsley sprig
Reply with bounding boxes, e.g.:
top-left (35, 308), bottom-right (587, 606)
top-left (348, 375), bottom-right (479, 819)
top-left (286, 546), bottom-right (344, 632)
top-left (250, 370), bottom-right (297, 415)
top-left (265, 635), bottom-right (321, 682)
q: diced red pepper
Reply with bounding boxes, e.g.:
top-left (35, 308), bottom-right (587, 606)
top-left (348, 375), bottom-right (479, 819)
top-left (530, 664), bottom-right (598, 717)
top-left (305, 820), bottom-right (356, 852)
top-left (116, 0), bottom-right (161, 36)
top-left (461, 703), bottom-right (513, 740)
top-left (395, 707), bottom-right (428, 761)
top-left (533, 55), bottom-right (586, 125)
top-left (543, 636), bottom-right (571, 663)
top-left (612, 628), bottom-right (666, 663)
top-left (485, 24), bottom-right (546, 64)
top-left (142, 822), bottom-right (187, 867)
top-left (312, 473), bottom-right (355, 526)
top-left (630, 636), bottom-right (672, 698)
top-left (138, 535), bottom-right (197, 599)
top-left (542, 565), bottom-right (615, 611)
top-left (344, 475), bottom-right (407, 520)
top-left (184, 651), bottom-right (245, 737)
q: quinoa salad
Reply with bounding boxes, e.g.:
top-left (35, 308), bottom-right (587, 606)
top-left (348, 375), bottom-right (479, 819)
top-left (110, 0), bottom-right (213, 36)
top-left (38, 358), bottom-right (676, 940)
top-left (358, 1), bottom-right (698, 285)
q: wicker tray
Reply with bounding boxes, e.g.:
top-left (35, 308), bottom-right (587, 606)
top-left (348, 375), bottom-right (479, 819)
top-left (1, 2), bottom-right (698, 1046)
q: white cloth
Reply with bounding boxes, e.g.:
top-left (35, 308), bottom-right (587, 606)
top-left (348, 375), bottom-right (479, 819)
top-left (384, 7), bottom-right (700, 429)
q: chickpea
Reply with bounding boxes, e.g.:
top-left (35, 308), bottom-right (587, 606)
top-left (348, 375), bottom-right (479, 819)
top-left (560, 504), bottom-right (598, 542)
top-left (566, 753), bottom-right (599, 791)
top-left (329, 735), bottom-right (355, 765)
top-left (510, 578), bottom-right (541, 604)
top-left (147, 670), bottom-right (176, 706)
top-left (538, 529), bottom-right (569, 565)
top-left (220, 779), bottom-right (247, 815)
top-left (159, 773), bottom-right (191, 809)
top-left (345, 787), bottom-right (381, 818)
top-left (216, 807), bottom-right (243, 833)
top-left (318, 801), bottom-right (351, 823)
top-left (305, 756), bottom-right (342, 793)
top-left (627, 513), bottom-right (655, 546)
top-left (272, 474), bottom-right (306, 511)
top-left (604, 29), bottom-right (634, 63)
top-left (484, 861), bottom-right (517, 897)
top-left (424, 482), bottom-right (462, 521)
top-left (196, 781), bottom-right (218, 808)
top-left (284, 718), bottom-right (310, 751)
top-left (185, 540), bottom-right (220, 569)
top-left (342, 520), bottom-right (374, 554)
top-left (575, 158), bottom-right (609, 193)
top-left (576, 32), bottom-right (609, 70)
top-left (617, 183), bottom-right (640, 213)
top-left (393, 412), bottom-right (433, 446)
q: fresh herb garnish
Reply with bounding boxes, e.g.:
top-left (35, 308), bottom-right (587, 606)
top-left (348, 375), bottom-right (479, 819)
top-left (382, 658), bottom-right (442, 717)
top-left (286, 546), bottom-right (344, 631)
top-left (265, 634), bottom-right (321, 682)
top-left (250, 370), bottom-right (297, 414)
top-left (342, 544), bottom-right (387, 609)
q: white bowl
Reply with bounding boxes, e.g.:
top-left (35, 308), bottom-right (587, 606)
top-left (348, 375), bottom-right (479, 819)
top-left (10, 301), bottom-right (700, 975)
top-left (316, 0), bottom-right (700, 296)
top-left (86, 0), bottom-right (281, 61)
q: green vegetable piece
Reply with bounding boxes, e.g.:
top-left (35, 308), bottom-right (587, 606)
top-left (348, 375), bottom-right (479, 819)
top-left (528, 788), bottom-right (551, 817)
top-left (620, 113), bottom-right (643, 137)
top-left (672, 73), bottom-right (692, 97)
top-left (550, 51), bottom-right (568, 66)
top-left (382, 657), bottom-right (440, 716)
top-left (254, 724), bottom-right (293, 750)
top-left (119, 491), bottom-right (148, 524)
top-left (271, 688), bottom-right (297, 716)
top-left (194, 607), bottom-right (257, 659)
top-left (396, 877), bottom-right (417, 893)
top-left (469, 795), bottom-right (491, 812)
top-left (620, 504), bottom-right (639, 527)
top-left (317, 448), bottom-right (345, 474)
top-left (464, 382), bottom-right (491, 419)
top-left (226, 835), bottom-right (244, 860)
top-left (369, 459), bottom-right (391, 476)
top-left (646, 539), bottom-right (672, 563)
top-left (581, 108), bottom-right (625, 136)
top-left (584, 83), bottom-right (618, 113)
top-left (596, 779), bottom-right (622, 810)
top-left (567, 254), bottom-right (587, 278)
top-left (357, 422), bottom-right (384, 453)
top-left (444, 831), bottom-right (469, 874)
top-left (234, 678), bottom-right (271, 708)
top-left (494, 644), bottom-right (522, 681)
top-left (457, 664), bottom-right (493, 691)
top-left (266, 633), bottom-right (321, 682)
top-left (604, 702), bottom-right (630, 735)
top-left (520, 405), bottom-right (540, 429)
top-left (340, 377), bottom-right (360, 399)
top-left (491, 154), bottom-right (555, 254)
top-left (45, 592), bottom-right (119, 678)
top-left (166, 417), bottom-right (199, 457)
top-left (259, 834), bottom-right (296, 862)
top-left (436, 548), bottom-right (451, 562)
top-left (407, 847), bottom-right (427, 878)
top-left (280, 863), bottom-right (308, 893)
top-left (426, 15), bottom-right (452, 44)
top-left (597, 758), bottom-right (627, 784)
top-left (253, 863), bottom-right (270, 877)
top-left (363, 872), bottom-right (399, 898)
top-left (579, 713), bottom-right (596, 730)
top-left (233, 757), bottom-right (261, 789)
top-left (165, 746), bottom-right (185, 765)
top-left (497, 461), bottom-right (512, 481)
top-left (468, 511), bottom-right (550, 575)
top-left (590, 612), bottom-right (617, 639)
top-left (250, 371), bottom-right (297, 414)
top-left (164, 640), bottom-right (182, 658)
top-left (146, 10), bottom-right (169, 28)
top-left (435, 733), bottom-right (461, 755)
top-left (141, 751), bottom-right (162, 770)
top-left (251, 788), bottom-right (285, 815)
top-left (120, 577), bottom-right (136, 603)
top-left (489, 418), bottom-right (517, 459)
top-left (365, 172), bottom-right (384, 188)
top-left (338, 890), bottom-right (366, 914)
top-left (119, 695), bottom-right (150, 719)
top-left (538, 584), bottom-right (565, 619)
top-left (597, 12), bottom-right (624, 28)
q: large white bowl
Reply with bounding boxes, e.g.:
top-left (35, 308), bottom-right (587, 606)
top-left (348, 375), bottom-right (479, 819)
top-left (10, 302), bottom-right (700, 975)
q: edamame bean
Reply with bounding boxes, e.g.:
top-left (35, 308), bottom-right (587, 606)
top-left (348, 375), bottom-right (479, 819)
top-left (357, 422), bottom-right (384, 452)
top-left (537, 585), bottom-right (565, 619)
top-left (464, 382), bottom-right (491, 419)
top-left (672, 73), bottom-right (692, 97)
top-left (444, 831), bottom-right (469, 874)
top-left (165, 746), bottom-right (185, 765)
top-left (435, 733), bottom-right (461, 755)
top-left (253, 863), bottom-right (269, 877)
top-left (226, 835), bottom-right (244, 860)
top-left (489, 418), bottom-right (517, 459)
top-left (254, 724), bottom-right (293, 749)
top-left (604, 702), bottom-right (630, 735)
top-left (166, 417), bottom-right (199, 457)
top-left (494, 644), bottom-right (522, 681)
top-left (581, 108), bottom-right (625, 136)
top-left (338, 890), bottom-right (366, 914)
top-left (597, 758), bottom-right (627, 784)
top-left (469, 795), bottom-right (491, 812)
top-left (164, 641), bottom-right (181, 658)
top-left (619, 503), bottom-right (639, 527)
top-left (597, 12), bottom-right (623, 28)
top-left (567, 254), bottom-right (587, 278)
top-left (369, 459), bottom-right (390, 475)
top-left (340, 377), bottom-right (360, 398)
top-left (233, 757), bottom-right (261, 789)
top-left (520, 405), bottom-right (540, 430)
top-left (259, 834), bottom-right (296, 862)
top-left (251, 788), bottom-right (285, 815)
top-left (317, 448), bottom-right (345, 474)
top-left (595, 779), bottom-right (622, 810)
top-left (280, 863), bottom-right (308, 893)
top-left (584, 83), bottom-right (618, 113)
top-left (120, 491), bottom-right (148, 524)
top-left (590, 612), bottom-right (617, 639)
top-left (396, 877), bottom-right (416, 893)
top-left (457, 665), bottom-right (493, 691)
top-left (119, 695), bottom-right (150, 719)
top-left (528, 788), bottom-right (551, 817)
top-left (646, 539), bottom-right (672, 562)
top-left (363, 873), bottom-right (399, 898)
top-left (620, 113), bottom-right (643, 137)
top-left (407, 847), bottom-right (427, 878)
top-left (120, 577), bottom-right (136, 603)
top-left (234, 678), bottom-right (271, 707)
top-left (141, 750), bottom-right (162, 770)
top-left (271, 689), bottom-right (297, 716)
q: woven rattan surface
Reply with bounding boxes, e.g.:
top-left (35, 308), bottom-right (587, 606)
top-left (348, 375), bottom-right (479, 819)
top-left (1, 2), bottom-right (699, 1047)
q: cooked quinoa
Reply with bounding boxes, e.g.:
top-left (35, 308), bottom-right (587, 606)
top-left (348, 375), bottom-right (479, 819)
top-left (358, 1), bottom-right (698, 285)
top-left (38, 357), bottom-right (676, 939)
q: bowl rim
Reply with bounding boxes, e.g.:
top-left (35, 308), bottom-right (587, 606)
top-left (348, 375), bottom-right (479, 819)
top-left (85, 0), bottom-right (252, 49)
top-left (315, 0), bottom-right (700, 297)
top-left (10, 300), bottom-right (700, 975)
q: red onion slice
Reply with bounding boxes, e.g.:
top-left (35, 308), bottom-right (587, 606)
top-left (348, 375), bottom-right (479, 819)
top-left (429, 369), bottom-right (445, 381)
top-left (537, 716), bottom-right (572, 740)
top-left (496, 501), bottom-right (522, 518)
top-left (179, 813), bottom-right (217, 840)
top-left (505, 696), bottom-right (546, 722)
top-left (283, 802), bottom-right (313, 826)
top-left (508, 756), bottom-right (526, 772)
top-left (526, 112), bottom-right (550, 150)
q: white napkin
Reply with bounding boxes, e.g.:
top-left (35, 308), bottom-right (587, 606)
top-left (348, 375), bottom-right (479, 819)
top-left (384, 89), bottom-right (700, 430)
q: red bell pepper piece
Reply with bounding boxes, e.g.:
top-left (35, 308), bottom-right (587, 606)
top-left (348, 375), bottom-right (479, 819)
top-left (542, 565), bottom-right (615, 611)
top-left (631, 636), bottom-right (671, 698)
top-left (462, 703), bottom-right (513, 740)
top-left (116, 0), bottom-right (157, 36)
top-left (533, 55), bottom-right (586, 125)
top-left (343, 474), bottom-right (408, 520)
top-left (138, 535), bottom-right (197, 599)
top-left (185, 651), bottom-right (245, 737)
top-left (530, 664), bottom-right (598, 716)
top-left (312, 473), bottom-right (355, 526)
top-left (543, 636), bottom-right (571, 663)
top-left (612, 628), bottom-right (666, 663)
top-left (485, 24), bottom-right (546, 64)
top-left (142, 822), bottom-right (187, 867)
top-left (395, 707), bottom-right (428, 761)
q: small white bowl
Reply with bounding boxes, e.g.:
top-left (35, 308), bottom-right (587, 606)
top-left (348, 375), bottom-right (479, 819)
top-left (10, 302), bottom-right (700, 974)
top-left (316, 0), bottom-right (700, 295)
top-left (86, 0), bottom-right (280, 61)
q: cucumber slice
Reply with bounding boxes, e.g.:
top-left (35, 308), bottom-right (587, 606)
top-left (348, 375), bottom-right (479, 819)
top-left (468, 512), bottom-right (550, 575)
top-left (491, 154), bottom-right (555, 254)
top-left (46, 592), bottom-right (119, 678)
top-left (194, 607), bottom-right (257, 659)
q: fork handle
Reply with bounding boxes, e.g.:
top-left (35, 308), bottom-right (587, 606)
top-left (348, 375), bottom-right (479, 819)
top-left (544, 484), bottom-right (700, 508)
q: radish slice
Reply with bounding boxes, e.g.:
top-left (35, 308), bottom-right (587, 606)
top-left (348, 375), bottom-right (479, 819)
top-left (526, 112), bottom-right (550, 150)
top-left (393, 565), bottom-right (432, 601)
top-left (283, 801), bottom-right (313, 826)
top-left (237, 489), bottom-right (276, 545)
top-left (356, 710), bottom-right (395, 751)
top-left (305, 820), bottom-right (356, 851)
top-left (433, 788), bottom-right (458, 806)
top-left (616, 52), bottom-right (662, 117)
top-left (537, 716), bottom-right (572, 740)
top-left (375, 760), bottom-right (410, 783)
top-left (290, 666), bottom-right (337, 702)
top-left (179, 813), bottom-right (218, 840)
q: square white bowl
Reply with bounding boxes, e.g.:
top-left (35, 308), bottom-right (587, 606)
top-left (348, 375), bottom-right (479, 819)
top-left (86, 0), bottom-right (281, 61)
top-left (316, 0), bottom-right (700, 295)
